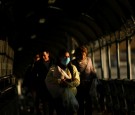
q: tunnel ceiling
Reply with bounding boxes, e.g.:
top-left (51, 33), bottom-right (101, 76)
top-left (0, 0), bottom-right (135, 58)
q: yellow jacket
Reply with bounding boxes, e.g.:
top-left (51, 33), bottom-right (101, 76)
top-left (45, 64), bottom-right (80, 98)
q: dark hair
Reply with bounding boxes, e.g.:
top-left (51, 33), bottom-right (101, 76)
top-left (74, 45), bottom-right (88, 56)
top-left (39, 49), bottom-right (50, 57)
top-left (56, 49), bottom-right (70, 65)
top-left (58, 49), bottom-right (69, 57)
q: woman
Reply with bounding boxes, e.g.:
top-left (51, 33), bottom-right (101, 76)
top-left (45, 49), bottom-right (80, 115)
top-left (71, 45), bottom-right (95, 115)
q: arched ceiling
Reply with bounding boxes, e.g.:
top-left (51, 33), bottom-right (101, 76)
top-left (1, 0), bottom-right (135, 49)
top-left (0, 0), bottom-right (135, 75)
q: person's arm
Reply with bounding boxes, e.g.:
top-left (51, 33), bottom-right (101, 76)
top-left (65, 65), bottom-right (80, 87)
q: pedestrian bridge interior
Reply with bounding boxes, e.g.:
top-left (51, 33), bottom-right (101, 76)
top-left (1, 0), bottom-right (135, 75)
top-left (1, 0), bottom-right (135, 115)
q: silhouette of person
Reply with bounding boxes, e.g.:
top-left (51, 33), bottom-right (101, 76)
top-left (33, 49), bottom-right (55, 115)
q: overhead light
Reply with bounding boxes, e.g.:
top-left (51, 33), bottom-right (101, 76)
top-left (48, 6), bottom-right (62, 10)
top-left (81, 13), bottom-right (94, 21)
top-left (48, 0), bottom-right (56, 4)
top-left (18, 47), bottom-right (23, 51)
top-left (30, 34), bottom-right (36, 39)
top-left (26, 12), bottom-right (35, 18)
top-left (39, 18), bottom-right (46, 24)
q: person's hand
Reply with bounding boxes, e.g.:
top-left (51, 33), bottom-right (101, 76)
top-left (60, 79), bottom-right (68, 87)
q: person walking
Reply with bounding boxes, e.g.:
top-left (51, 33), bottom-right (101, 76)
top-left (45, 49), bottom-right (80, 115)
top-left (71, 45), bottom-right (95, 115)
top-left (22, 53), bottom-right (40, 113)
top-left (33, 49), bottom-right (55, 115)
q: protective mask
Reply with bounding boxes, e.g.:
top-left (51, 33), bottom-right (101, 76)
top-left (61, 57), bottom-right (70, 66)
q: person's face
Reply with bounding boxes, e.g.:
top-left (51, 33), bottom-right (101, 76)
top-left (65, 52), bottom-right (70, 58)
top-left (77, 52), bottom-right (87, 60)
top-left (35, 54), bottom-right (40, 61)
top-left (60, 52), bottom-right (70, 66)
top-left (42, 51), bottom-right (49, 61)
top-left (34, 54), bottom-right (40, 62)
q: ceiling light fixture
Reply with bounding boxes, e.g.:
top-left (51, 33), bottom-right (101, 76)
top-left (39, 18), bottom-right (46, 24)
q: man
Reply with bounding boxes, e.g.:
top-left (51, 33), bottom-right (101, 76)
top-left (33, 49), bottom-right (55, 115)
top-left (22, 53), bottom-right (40, 113)
top-left (23, 53), bottom-right (40, 92)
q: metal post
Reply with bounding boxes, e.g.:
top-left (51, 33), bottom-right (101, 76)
top-left (98, 39), bottom-right (104, 79)
top-left (106, 44), bottom-right (111, 79)
top-left (126, 38), bottom-right (132, 79)
top-left (116, 40), bottom-right (120, 79)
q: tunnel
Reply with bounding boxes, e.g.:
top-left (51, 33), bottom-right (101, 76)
top-left (0, 0), bottom-right (135, 115)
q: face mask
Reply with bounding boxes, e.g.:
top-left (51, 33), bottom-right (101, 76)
top-left (61, 57), bottom-right (70, 66)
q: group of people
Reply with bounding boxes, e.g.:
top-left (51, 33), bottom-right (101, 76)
top-left (23, 45), bottom-right (96, 115)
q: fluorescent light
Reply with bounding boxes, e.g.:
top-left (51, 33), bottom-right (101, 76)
top-left (39, 18), bottom-right (46, 23)
top-left (18, 47), bottom-right (23, 51)
top-left (30, 34), bottom-right (36, 39)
